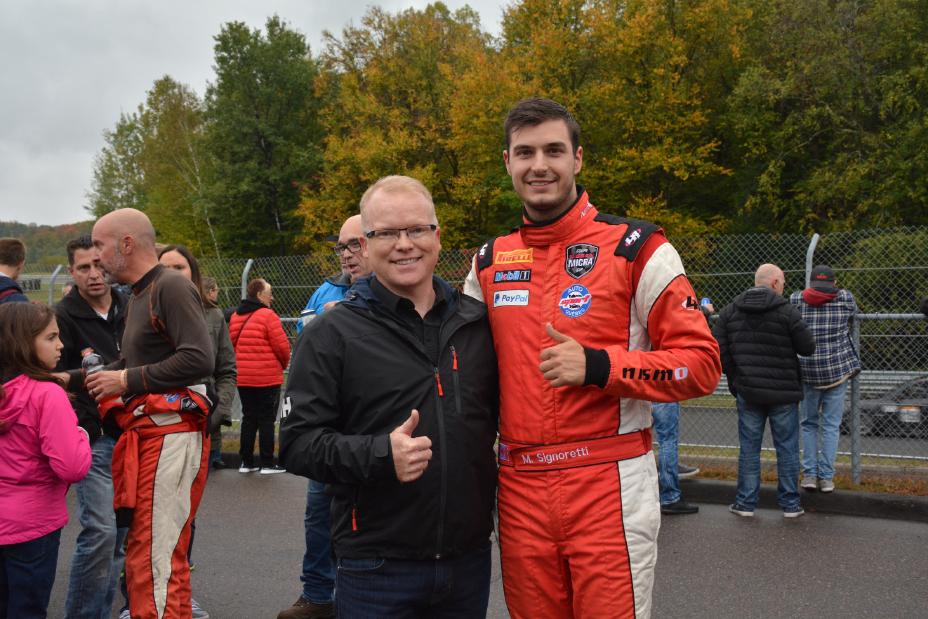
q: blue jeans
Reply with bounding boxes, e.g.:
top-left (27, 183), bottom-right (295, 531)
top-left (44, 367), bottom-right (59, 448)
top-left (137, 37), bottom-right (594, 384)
top-left (0, 529), bottom-right (61, 619)
top-left (301, 479), bottom-right (335, 604)
top-left (336, 546), bottom-right (491, 618)
top-left (734, 396), bottom-right (801, 511)
top-left (652, 402), bottom-right (681, 505)
top-left (65, 435), bottom-right (127, 619)
top-left (800, 381), bottom-right (848, 482)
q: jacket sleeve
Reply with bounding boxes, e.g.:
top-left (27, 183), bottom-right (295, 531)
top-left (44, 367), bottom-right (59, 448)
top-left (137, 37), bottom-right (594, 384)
top-left (212, 316), bottom-right (237, 424)
top-left (788, 306), bottom-right (816, 357)
top-left (38, 385), bottom-right (91, 483)
top-left (463, 257), bottom-right (485, 303)
top-left (279, 315), bottom-right (394, 485)
top-left (601, 237), bottom-right (721, 402)
top-left (712, 305), bottom-right (738, 395)
top-left (266, 310), bottom-right (292, 370)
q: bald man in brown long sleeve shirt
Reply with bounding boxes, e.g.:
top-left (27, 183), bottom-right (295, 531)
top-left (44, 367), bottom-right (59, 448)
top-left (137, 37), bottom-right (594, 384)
top-left (80, 208), bottom-right (214, 619)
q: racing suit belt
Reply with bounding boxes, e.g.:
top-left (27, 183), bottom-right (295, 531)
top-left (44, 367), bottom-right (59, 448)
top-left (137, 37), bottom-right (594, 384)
top-left (498, 428), bottom-right (652, 471)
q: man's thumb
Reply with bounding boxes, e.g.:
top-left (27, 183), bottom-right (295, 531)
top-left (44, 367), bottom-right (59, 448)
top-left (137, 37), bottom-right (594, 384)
top-left (397, 409), bottom-right (420, 435)
top-left (546, 322), bottom-right (571, 343)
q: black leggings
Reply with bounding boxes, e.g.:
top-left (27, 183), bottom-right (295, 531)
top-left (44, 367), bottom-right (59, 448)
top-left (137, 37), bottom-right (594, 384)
top-left (238, 386), bottom-right (281, 467)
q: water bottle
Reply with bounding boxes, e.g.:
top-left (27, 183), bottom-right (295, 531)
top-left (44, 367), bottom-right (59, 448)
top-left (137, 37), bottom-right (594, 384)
top-left (81, 348), bottom-right (105, 374)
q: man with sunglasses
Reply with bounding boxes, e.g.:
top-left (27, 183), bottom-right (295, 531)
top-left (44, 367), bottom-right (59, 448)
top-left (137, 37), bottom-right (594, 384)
top-left (280, 214), bottom-right (370, 619)
top-left (280, 176), bottom-right (498, 618)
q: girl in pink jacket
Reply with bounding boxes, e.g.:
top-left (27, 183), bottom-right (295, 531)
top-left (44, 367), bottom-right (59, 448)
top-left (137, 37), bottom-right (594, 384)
top-left (0, 302), bottom-right (91, 618)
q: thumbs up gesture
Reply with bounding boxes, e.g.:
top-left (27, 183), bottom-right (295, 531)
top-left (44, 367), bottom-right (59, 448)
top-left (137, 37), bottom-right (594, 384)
top-left (389, 409), bottom-right (433, 482)
top-left (539, 323), bottom-right (586, 387)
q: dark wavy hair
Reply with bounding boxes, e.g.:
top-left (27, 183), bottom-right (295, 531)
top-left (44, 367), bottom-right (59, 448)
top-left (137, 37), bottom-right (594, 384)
top-left (0, 302), bottom-right (63, 432)
top-left (158, 244), bottom-right (216, 309)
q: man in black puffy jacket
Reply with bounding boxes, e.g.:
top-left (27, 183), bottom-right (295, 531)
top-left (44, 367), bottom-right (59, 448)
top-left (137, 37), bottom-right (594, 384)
top-left (714, 263), bottom-right (815, 518)
top-left (279, 176), bottom-right (499, 618)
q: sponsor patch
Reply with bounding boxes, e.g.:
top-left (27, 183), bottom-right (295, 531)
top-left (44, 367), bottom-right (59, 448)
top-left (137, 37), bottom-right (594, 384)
top-left (558, 284), bottom-right (592, 318)
top-left (494, 269), bottom-right (531, 283)
top-left (565, 243), bottom-right (599, 279)
top-left (624, 227), bottom-right (642, 247)
top-left (621, 367), bottom-right (689, 381)
top-left (478, 242), bottom-right (488, 259)
top-left (495, 248), bottom-right (533, 265)
top-left (681, 296), bottom-right (699, 310)
top-left (493, 289), bottom-right (530, 307)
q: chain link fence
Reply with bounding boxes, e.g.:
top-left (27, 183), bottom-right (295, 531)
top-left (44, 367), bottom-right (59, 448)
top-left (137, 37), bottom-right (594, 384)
top-left (20, 227), bottom-right (928, 485)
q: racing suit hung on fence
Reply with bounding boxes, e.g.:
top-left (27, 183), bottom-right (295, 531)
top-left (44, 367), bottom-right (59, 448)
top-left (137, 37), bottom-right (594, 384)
top-left (464, 189), bottom-right (721, 619)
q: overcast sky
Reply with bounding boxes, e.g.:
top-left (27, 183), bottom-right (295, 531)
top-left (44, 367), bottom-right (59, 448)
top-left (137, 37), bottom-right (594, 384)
top-left (0, 0), bottom-right (506, 227)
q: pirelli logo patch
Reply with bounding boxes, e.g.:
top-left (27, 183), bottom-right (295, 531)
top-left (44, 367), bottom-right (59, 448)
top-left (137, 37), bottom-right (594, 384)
top-left (495, 248), bottom-right (533, 265)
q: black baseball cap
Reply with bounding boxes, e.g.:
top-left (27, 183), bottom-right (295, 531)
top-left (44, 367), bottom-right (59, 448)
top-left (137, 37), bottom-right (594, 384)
top-left (810, 265), bottom-right (837, 292)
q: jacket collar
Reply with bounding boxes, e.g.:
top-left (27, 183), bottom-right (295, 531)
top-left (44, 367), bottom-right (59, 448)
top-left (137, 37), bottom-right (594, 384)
top-left (57, 285), bottom-right (126, 321)
top-left (518, 186), bottom-right (598, 247)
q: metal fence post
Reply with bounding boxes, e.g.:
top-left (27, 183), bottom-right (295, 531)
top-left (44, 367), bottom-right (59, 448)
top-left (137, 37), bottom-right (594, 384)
top-left (47, 264), bottom-right (63, 305)
top-left (850, 315), bottom-right (861, 485)
top-left (805, 233), bottom-right (820, 289)
top-left (241, 259), bottom-right (254, 301)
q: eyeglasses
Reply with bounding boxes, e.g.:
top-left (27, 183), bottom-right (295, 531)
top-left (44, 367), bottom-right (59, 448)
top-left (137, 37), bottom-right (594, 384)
top-left (364, 224), bottom-right (438, 242)
top-left (332, 238), bottom-right (363, 255)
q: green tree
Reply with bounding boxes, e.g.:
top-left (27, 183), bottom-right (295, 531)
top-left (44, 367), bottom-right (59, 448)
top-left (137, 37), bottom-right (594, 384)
top-left (139, 77), bottom-right (219, 256)
top-left (86, 112), bottom-right (146, 217)
top-left (205, 16), bottom-right (323, 256)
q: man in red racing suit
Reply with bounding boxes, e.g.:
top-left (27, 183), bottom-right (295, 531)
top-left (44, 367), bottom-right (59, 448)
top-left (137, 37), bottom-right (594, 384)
top-left (464, 98), bottom-right (721, 618)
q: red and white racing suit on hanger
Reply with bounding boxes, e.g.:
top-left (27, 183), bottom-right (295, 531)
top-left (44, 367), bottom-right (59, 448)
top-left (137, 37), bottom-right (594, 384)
top-left (465, 190), bottom-right (721, 618)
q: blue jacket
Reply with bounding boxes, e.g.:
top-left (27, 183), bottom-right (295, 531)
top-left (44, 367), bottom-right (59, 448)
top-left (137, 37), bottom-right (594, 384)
top-left (0, 275), bottom-right (27, 304)
top-left (296, 273), bottom-right (352, 333)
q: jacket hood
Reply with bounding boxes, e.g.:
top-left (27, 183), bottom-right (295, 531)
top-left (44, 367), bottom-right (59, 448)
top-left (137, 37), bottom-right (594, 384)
top-left (733, 286), bottom-right (789, 313)
top-left (801, 287), bottom-right (838, 306)
top-left (56, 285), bottom-right (127, 320)
top-left (235, 298), bottom-right (266, 315)
top-left (0, 275), bottom-right (23, 294)
top-left (0, 374), bottom-right (32, 433)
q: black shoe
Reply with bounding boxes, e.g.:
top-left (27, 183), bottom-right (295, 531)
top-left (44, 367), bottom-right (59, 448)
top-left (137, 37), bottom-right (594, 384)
top-left (661, 499), bottom-right (699, 515)
top-left (211, 459), bottom-right (227, 470)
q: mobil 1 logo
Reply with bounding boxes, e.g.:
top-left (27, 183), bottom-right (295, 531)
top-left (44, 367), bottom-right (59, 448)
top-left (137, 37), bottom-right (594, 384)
top-left (565, 243), bottom-right (599, 279)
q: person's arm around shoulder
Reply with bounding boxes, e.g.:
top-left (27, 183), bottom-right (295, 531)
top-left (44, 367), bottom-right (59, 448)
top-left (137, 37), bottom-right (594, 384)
top-left (279, 316), bottom-right (394, 484)
top-left (787, 304), bottom-right (816, 357)
top-left (463, 256), bottom-right (485, 303)
top-left (37, 383), bottom-right (91, 483)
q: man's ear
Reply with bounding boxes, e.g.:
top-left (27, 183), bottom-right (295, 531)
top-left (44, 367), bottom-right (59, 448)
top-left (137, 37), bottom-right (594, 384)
top-left (359, 236), bottom-right (370, 258)
top-left (503, 149), bottom-right (511, 175)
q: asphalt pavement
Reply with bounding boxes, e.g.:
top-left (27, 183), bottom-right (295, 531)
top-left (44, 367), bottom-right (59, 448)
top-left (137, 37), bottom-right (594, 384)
top-left (47, 470), bottom-right (928, 618)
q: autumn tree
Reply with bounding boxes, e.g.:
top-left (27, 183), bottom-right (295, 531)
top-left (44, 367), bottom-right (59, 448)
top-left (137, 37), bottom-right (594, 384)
top-left (298, 2), bottom-right (518, 248)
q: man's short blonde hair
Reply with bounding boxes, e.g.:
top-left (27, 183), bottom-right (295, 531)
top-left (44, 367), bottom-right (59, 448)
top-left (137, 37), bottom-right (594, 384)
top-left (359, 176), bottom-right (436, 226)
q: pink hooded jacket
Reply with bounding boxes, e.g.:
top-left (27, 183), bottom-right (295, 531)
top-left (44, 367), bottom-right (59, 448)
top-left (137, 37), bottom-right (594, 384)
top-left (0, 374), bottom-right (91, 544)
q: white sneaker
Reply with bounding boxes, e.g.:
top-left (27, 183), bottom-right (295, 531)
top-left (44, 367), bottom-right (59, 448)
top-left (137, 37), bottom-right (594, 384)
top-left (783, 507), bottom-right (805, 518)
top-left (729, 503), bottom-right (754, 517)
top-left (260, 465), bottom-right (287, 475)
top-left (191, 597), bottom-right (210, 619)
top-left (801, 477), bottom-right (817, 490)
top-left (819, 479), bottom-right (835, 493)
top-left (238, 464), bottom-right (259, 473)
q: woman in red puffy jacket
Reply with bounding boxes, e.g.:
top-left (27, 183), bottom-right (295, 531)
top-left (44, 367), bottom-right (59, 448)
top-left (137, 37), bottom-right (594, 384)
top-left (229, 278), bottom-right (291, 474)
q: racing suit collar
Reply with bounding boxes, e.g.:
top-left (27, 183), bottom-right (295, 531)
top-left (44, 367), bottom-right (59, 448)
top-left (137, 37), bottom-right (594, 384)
top-left (518, 187), bottom-right (597, 246)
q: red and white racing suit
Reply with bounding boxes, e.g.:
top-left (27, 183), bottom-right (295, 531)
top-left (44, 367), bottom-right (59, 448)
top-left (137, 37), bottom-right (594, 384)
top-left (464, 191), bottom-right (721, 618)
top-left (104, 388), bottom-right (210, 619)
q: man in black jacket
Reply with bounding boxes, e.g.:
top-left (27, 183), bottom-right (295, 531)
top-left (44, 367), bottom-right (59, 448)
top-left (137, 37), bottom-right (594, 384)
top-left (55, 235), bottom-right (129, 619)
top-left (714, 263), bottom-right (815, 518)
top-left (280, 175), bottom-right (499, 617)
